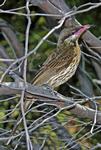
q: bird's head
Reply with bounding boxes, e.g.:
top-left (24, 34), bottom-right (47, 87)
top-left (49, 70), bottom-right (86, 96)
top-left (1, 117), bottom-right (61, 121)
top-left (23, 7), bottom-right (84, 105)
top-left (64, 24), bottom-right (91, 45)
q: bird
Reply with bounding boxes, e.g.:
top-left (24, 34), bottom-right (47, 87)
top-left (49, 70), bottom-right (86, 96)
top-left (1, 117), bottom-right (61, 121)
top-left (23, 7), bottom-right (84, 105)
top-left (7, 25), bottom-right (90, 144)
top-left (32, 25), bottom-right (90, 88)
top-left (24, 24), bottom-right (91, 110)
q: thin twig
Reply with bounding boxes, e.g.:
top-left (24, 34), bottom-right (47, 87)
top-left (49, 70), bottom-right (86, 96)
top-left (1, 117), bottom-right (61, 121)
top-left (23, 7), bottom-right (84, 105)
top-left (0, 0), bottom-right (7, 7)
top-left (0, 16), bottom-right (65, 83)
top-left (21, 0), bottom-right (33, 149)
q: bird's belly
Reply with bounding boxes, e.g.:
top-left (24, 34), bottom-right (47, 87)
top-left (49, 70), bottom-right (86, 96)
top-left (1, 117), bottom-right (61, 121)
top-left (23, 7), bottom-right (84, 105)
top-left (47, 56), bottom-right (80, 88)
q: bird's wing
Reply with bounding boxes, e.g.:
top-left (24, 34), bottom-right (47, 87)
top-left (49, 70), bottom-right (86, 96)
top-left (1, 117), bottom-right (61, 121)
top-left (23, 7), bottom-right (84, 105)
top-left (32, 44), bottom-right (75, 84)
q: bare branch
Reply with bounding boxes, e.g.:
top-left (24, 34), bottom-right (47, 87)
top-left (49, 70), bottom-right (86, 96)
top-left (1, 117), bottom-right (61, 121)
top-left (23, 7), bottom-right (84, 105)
top-left (0, 46), bottom-right (13, 66)
top-left (0, 0), bottom-right (7, 7)
top-left (1, 82), bottom-right (101, 124)
top-left (30, 0), bottom-right (101, 54)
top-left (0, 19), bottom-right (24, 58)
top-left (0, 17), bottom-right (65, 82)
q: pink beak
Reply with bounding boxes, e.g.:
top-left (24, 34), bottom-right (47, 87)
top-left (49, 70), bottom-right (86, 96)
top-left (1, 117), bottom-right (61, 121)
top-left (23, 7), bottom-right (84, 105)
top-left (75, 24), bottom-right (91, 37)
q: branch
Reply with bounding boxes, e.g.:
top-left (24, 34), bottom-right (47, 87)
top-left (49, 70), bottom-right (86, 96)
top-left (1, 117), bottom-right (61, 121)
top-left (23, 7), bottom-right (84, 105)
top-left (0, 46), bottom-right (12, 66)
top-left (50, 117), bottom-right (81, 150)
top-left (1, 81), bottom-right (101, 124)
top-left (77, 67), bottom-right (95, 109)
top-left (0, 17), bottom-right (65, 82)
top-left (30, 0), bottom-right (101, 54)
top-left (77, 67), bottom-right (94, 97)
top-left (92, 61), bottom-right (101, 80)
top-left (0, 19), bottom-right (24, 58)
top-left (30, 0), bottom-right (70, 17)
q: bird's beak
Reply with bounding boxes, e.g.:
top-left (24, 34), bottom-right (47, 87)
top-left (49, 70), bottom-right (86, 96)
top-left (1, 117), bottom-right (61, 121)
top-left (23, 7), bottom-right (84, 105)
top-left (75, 24), bottom-right (91, 38)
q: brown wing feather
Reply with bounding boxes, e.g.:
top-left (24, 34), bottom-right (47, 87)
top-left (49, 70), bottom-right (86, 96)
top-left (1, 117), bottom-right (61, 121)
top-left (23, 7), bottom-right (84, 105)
top-left (32, 43), bottom-right (76, 85)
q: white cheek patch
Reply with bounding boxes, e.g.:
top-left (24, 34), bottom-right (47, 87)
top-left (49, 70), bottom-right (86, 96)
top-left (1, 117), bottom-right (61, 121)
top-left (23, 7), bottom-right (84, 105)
top-left (72, 34), bottom-right (76, 39)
